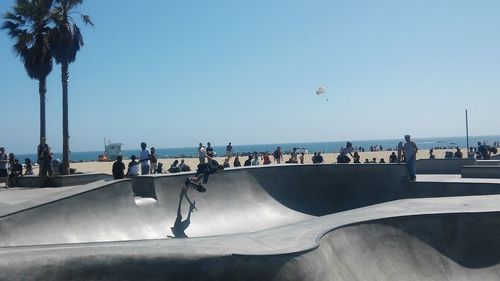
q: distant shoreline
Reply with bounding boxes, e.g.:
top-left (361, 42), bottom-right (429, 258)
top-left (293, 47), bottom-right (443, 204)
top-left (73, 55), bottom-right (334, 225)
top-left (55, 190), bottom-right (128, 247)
top-left (8, 135), bottom-right (500, 162)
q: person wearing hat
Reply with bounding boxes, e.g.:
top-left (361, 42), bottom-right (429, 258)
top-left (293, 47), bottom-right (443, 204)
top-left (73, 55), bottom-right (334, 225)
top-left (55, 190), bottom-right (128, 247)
top-left (0, 147), bottom-right (8, 180)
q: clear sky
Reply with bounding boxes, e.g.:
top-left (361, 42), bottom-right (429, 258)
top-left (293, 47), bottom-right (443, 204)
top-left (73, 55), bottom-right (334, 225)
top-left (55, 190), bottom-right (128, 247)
top-left (1, 0), bottom-right (499, 153)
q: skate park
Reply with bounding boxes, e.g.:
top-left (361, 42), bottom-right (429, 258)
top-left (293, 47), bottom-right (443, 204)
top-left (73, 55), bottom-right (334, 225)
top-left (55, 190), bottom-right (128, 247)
top-left (1, 162), bottom-right (500, 280)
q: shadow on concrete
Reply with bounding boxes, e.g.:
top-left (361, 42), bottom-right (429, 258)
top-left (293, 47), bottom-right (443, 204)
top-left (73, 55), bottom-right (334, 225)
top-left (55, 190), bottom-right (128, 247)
top-left (169, 187), bottom-right (197, 238)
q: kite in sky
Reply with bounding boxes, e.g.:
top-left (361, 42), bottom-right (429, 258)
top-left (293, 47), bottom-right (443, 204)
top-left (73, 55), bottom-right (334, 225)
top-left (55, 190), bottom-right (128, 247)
top-left (315, 86), bottom-right (328, 101)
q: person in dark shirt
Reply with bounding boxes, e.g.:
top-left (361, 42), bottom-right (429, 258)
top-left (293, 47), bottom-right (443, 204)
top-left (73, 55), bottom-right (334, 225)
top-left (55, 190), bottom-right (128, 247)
top-left (24, 158), bottom-right (33, 175)
top-left (41, 147), bottom-right (53, 186)
top-left (244, 155), bottom-right (252, 166)
top-left (233, 156), bottom-right (241, 167)
top-left (206, 142), bottom-right (215, 158)
top-left (112, 156), bottom-right (125, 179)
top-left (317, 152), bottom-right (324, 163)
top-left (8, 159), bottom-right (23, 187)
top-left (186, 156), bottom-right (224, 192)
top-left (454, 147), bottom-right (463, 158)
top-left (389, 152), bottom-right (398, 163)
top-left (37, 137), bottom-right (49, 176)
top-left (353, 152), bottom-right (361, 163)
top-left (312, 152), bottom-right (318, 163)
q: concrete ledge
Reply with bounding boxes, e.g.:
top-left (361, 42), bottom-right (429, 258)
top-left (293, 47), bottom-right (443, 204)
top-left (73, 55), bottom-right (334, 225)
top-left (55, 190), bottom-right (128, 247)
top-left (462, 166), bottom-right (500, 179)
top-left (15, 173), bottom-right (112, 187)
top-left (477, 160), bottom-right (500, 166)
top-left (416, 158), bottom-right (477, 174)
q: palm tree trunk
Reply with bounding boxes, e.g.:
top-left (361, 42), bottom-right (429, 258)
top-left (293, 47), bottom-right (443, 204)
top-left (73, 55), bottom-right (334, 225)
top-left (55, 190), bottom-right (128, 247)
top-left (61, 62), bottom-right (70, 175)
top-left (39, 78), bottom-right (46, 143)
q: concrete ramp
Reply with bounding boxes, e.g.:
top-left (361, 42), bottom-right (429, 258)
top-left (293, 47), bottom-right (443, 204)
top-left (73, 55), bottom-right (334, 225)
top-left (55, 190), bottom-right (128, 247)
top-left (276, 213), bottom-right (500, 281)
top-left (0, 164), bottom-right (410, 246)
top-left (153, 170), bottom-right (313, 237)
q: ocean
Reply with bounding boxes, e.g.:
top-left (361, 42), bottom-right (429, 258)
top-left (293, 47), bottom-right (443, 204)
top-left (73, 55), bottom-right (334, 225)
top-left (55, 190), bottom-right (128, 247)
top-left (11, 135), bottom-right (500, 162)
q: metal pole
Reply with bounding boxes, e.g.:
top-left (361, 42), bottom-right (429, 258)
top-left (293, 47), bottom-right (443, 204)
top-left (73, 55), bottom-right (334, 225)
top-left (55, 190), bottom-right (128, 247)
top-left (466, 109), bottom-right (469, 151)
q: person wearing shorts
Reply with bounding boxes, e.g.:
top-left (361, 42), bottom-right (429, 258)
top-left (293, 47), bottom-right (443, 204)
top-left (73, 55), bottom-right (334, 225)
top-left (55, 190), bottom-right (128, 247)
top-left (225, 142), bottom-right (233, 159)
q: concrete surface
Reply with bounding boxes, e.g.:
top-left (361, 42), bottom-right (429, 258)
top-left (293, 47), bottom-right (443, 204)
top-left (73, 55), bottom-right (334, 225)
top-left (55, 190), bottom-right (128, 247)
top-left (1, 164), bottom-right (500, 280)
top-left (477, 160), bottom-right (500, 166)
top-left (14, 173), bottom-right (112, 187)
top-left (416, 158), bottom-right (477, 174)
top-left (462, 165), bottom-right (500, 179)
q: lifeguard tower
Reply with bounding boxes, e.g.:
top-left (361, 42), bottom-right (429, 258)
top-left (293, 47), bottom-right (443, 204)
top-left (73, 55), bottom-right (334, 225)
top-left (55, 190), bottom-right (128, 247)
top-left (103, 141), bottom-right (123, 161)
top-left (98, 139), bottom-right (123, 161)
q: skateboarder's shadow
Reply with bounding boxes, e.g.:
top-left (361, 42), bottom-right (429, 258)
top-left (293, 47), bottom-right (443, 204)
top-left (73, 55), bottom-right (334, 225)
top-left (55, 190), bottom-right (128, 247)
top-left (169, 187), bottom-right (197, 238)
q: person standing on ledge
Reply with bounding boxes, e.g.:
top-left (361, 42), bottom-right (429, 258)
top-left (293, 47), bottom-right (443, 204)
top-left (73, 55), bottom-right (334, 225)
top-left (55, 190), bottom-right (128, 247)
top-left (37, 138), bottom-right (49, 176)
top-left (225, 142), bottom-right (233, 161)
top-left (403, 135), bottom-right (418, 181)
top-left (139, 142), bottom-right (150, 175)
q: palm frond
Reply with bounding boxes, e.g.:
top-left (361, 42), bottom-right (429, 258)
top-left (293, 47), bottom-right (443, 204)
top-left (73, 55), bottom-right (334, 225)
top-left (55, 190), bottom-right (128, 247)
top-left (81, 14), bottom-right (93, 26)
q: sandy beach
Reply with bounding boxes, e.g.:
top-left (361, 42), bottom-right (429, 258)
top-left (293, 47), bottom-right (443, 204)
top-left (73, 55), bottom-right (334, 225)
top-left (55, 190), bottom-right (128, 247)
top-left (60, 148), bottom-right (461, 175)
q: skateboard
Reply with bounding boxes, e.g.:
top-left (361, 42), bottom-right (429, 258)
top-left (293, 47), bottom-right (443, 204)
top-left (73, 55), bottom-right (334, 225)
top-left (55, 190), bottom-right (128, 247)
top-left (184, 178), bottom-right (206, 193)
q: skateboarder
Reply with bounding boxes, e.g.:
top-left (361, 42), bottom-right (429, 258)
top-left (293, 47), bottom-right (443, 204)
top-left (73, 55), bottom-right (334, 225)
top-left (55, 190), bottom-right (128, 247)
top-left (185, 155), bottom-right (224, 192)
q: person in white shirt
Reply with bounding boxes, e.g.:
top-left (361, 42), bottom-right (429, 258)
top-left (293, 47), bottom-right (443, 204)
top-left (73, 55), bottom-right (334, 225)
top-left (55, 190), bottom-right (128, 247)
top-left (127, 155), bottom-right (139, 177)
top-left (197, 143), bottom-right (206, 164)
top-left (139, 142), bottom-right (150, 175)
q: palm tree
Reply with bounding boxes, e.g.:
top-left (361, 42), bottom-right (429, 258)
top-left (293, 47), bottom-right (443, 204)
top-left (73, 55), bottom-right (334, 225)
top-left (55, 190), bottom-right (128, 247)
top-left (49, 0), bottom-right (92, 174)
top-left (2, 0), bottom-right (54, 144)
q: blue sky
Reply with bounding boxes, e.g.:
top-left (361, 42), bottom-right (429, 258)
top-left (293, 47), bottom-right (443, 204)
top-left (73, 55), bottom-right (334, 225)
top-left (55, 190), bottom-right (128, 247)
top-left (1, 0), bottom-right (499, 153)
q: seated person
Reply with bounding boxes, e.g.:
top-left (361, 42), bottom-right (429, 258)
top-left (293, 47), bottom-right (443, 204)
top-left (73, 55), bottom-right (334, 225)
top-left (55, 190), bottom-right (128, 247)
top-left (156, 162), bottom-right (164, 174)
top-left (251, 153), bottom-right (260, 166)
top-left (364, 158), bottom-right (370, 163)
top-left (353, 152), bottom-right (361, 163)
top-left (454, 147), bottom-right (463, 158)
top-left (8, 159), bottom-right (23, 187)
top-left (429, 149), bottom-right (435, 159)
top-left (126, 155), bottom-right (139, 177)
top-left (168, 160), bottom-right (181, 173)
top-left (244, 156), bottom-right (252, 166)
top-left (233, 156), bottom-right (242, 167)
top-left (24, 158), bottom-right (33, 175)
top-left (262, 152), bottom-right (271, 165)
top-left (178, 159), bottom-right (191, 172)
top-left (389, 152), bottom-right (398, 163)
top-left (316, 152), bottom-right (324, 163)
top-left (379, 158), bottom-right (386, 163)
top-left (371, 157), bottom-right (377, 163)
top-left (467, 147), bottom-right (475, 158)
top-left (52, 159), bottom-right (62, 175)
top-left (312, 153), bottom-right (318, 163)
top-left (223, 159), bottom-right (230, 168)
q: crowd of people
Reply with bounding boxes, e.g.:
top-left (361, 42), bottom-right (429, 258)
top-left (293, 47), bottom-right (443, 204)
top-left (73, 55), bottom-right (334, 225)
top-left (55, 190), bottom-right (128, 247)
top-left (0, 138), bottom-right (54, 188)
top-left (111, 142), bottom-right (193, 179)
top-left (2, 137), bottom-right (499, 186)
